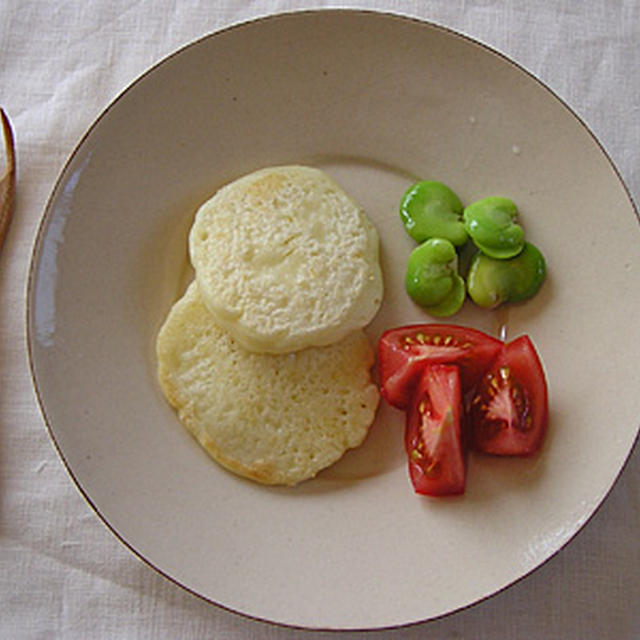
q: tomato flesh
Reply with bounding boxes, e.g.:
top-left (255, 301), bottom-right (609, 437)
top-left (469, 335), bottom-right (548, 456)
top-left (406, 364), bottom-right (466, 496)
top-left (378, 324), bottom-right (503, 409)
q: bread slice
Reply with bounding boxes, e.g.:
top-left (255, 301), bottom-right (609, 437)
top-left (156, 282), bottom-right (379, 486)
top-left (188, 165), bottom-right (383, 354)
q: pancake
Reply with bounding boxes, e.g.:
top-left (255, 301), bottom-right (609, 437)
top-left (188, 165), bottom-right (383, 354)
top-left (156, 282), bottom-right (379, 486)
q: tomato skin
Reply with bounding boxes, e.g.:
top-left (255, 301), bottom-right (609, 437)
top-left (405, 364), bottom-right (466, 496)
top-left (469, 335), bottom-right (548, 456)
top-left (378, 324), bottom-right (503, 409)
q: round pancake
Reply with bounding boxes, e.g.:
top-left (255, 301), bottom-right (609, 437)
top-left (188, 165), bottom-right (383, 354)
top-left (156, 282), bottom-right (379, 486)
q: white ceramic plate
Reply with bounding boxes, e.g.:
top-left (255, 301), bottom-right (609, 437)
top-left (28, 10), bottom-right (640, 631)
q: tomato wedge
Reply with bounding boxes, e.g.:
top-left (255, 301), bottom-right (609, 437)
top-left (469, 335), bottom-right (548, 456)
top-left (378, 324), bottom-right (502, 409)
top-left (405, 364), bottom-right (466, 496)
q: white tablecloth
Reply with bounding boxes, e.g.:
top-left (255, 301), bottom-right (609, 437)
top-left (1, 1), bottom-right (638, 638)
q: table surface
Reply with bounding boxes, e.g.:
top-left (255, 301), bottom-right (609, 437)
top-left (1, 1), bottom-right (639, 638)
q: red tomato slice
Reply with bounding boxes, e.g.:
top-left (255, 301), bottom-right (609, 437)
top-left (469, 335), bottom-right (548, 456)
top-left (378, 324), bottom-right (503, 409)
top-left (405, 364), bottom-right (466, 496)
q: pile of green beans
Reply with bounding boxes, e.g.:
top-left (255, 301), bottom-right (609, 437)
top-left (400, 180), bottom-right (546, 316)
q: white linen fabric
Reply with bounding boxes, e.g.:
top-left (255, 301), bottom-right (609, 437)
top-left (1, 1), bottom-right (638, 638)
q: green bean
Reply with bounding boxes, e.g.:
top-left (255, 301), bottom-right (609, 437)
top-left (405, 238), bottom-right (466, 316)
top-left (467, 242), bottom-right (546, 308)
top-left (463, 196), bottom-right (524, 259)
top-left (400, 181), bottom-right (468, 247)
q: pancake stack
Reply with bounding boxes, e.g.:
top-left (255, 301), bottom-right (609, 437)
top-left (156, 166), bottom-right (383, 485)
